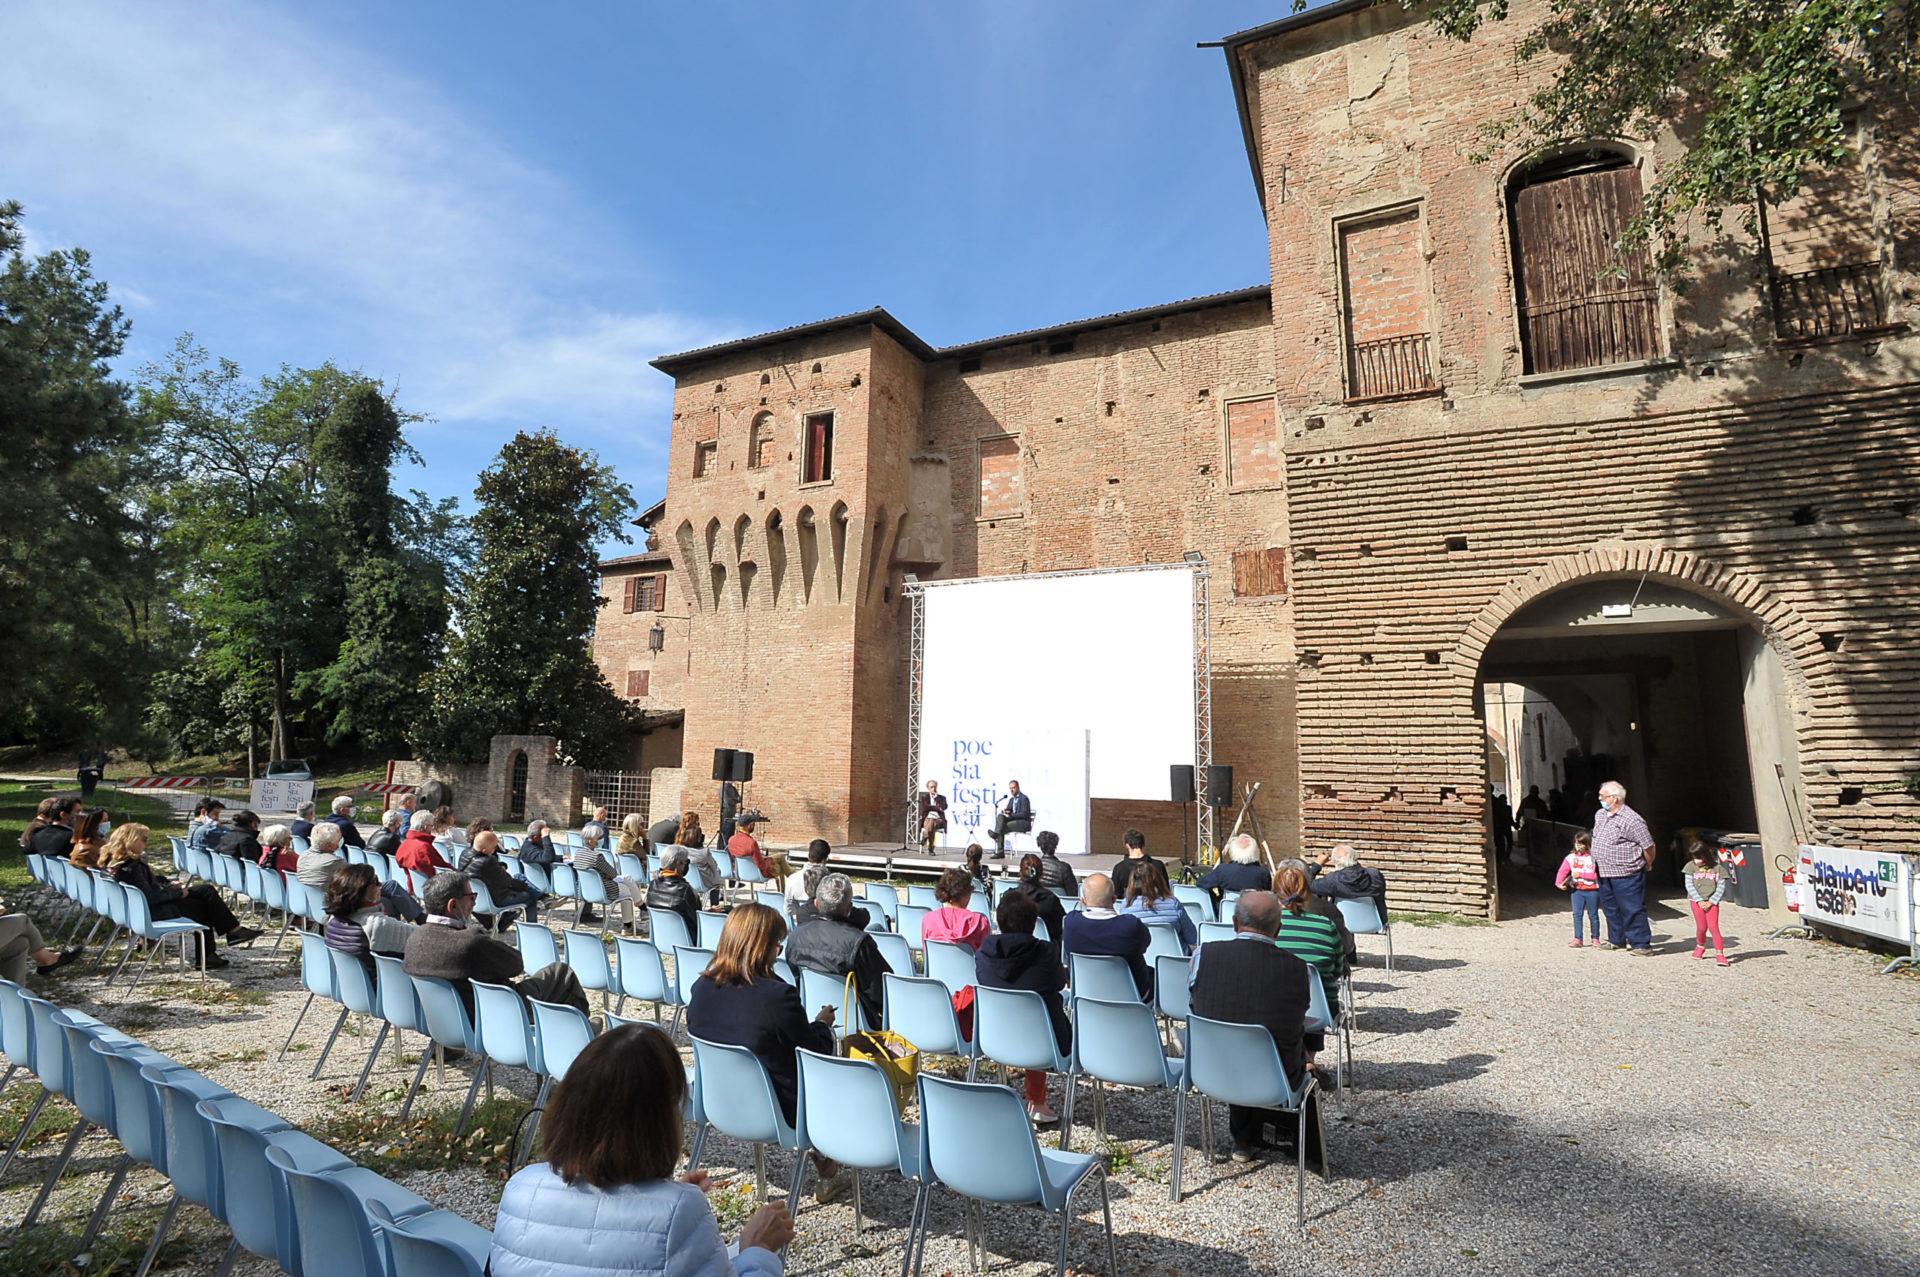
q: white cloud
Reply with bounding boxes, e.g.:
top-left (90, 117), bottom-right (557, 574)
top-left (0, 0), bottom-right (723, 456)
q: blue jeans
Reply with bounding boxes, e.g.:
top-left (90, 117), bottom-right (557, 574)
top-left (1597, 871), bottom-right (1651, 949)
top-left (493, 886), bottom-right (540, 923)
top-left (1569, 889), bottom-right (1600, 941)
top-left (380, 880), bottom-right (426, 924)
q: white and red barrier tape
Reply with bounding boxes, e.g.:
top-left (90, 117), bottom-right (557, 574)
top-left (118, 776), bottom-right (206, 789)
top-left (358, 781), bottom-right (419, 795)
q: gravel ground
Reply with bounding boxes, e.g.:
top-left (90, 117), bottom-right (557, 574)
top-left (4, 878), bottom-right (1916, 1277)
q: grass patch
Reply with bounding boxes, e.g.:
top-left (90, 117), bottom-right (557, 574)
top-left (306, 1090), bottom-right (532, 1180)
top-left (0, 781), bottom-right (190, 895)
top-left (192, 1046), bottom-right (267, 1069)
top-left (1391, 910), bottom-right (1494, 927)
top-left (0, 1207), bottom-right (196, 1277)
top-left (158, 980), bottom-right (272, 1009)
top-left (0, 1080), bottom-right (78, 1151)
top-left (706, 1177), bottom-right (760, 1232)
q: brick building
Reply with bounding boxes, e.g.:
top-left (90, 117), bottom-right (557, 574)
top-left (595, 0), bottom-right (1920, 914)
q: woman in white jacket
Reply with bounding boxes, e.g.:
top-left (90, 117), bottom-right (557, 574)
top-left (490, 1023), bottom-right (794, 1277)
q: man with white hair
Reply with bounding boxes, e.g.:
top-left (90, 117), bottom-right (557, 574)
top-left (1309, 843), bottom-right (1388, 922)
top-left (366, 807), bottom-right (405, 859)
top-left (290, 801), bottom-right (318, 843)
top-left (1591, 781), bottom-right (1656, 954)
top-left (296, 821), bottom-right (346, 888)
top-left (1197, 832), bottom-right (1273, 908)
top-left (787, 872), bottom-right (892, 1029)
top-left (321, 793), bottom-right (366, 849)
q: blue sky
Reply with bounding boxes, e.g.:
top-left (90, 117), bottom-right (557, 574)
top-left (0, 1), bottom-right (1288, 544)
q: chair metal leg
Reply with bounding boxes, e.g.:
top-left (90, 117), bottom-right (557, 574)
top-left (398, 1046), bottom-right (435, 1123)
top-left (850, 1170), bottom-right (862, 1234)
top-left (685, 1122), bottom-right (707, 1172)
top-left (0, 1063), bottom-right (16, 1096)
top-left (1057, 1203), bottom-right (1071, 1277)
top-left (351, 1021), bottom-right (391, 1102)
top-left (75, 1151), bottom-right (132, 1251)
top-left (311, 1006), bottom-right (351, 1080)
top-left (752, 1143), bottom-right (767, 1203)
top-left (278, 992), bottom-right (317, 1062)
top-left (0, 1087), bottom-right (51, 1179)
top-left (785, 1144), bottom-right (807, 1207)
top-left (454, 1059), bottom-right (489, 1137)
top-left (82, 921), bottom-right (116, 967)
top-left (118, 935), bottom-right (170, 1000)
top-left (211, 1235), bottom-right (242, 1277)
top-left (1099, 1172), bottom-right (1118, 1277)
top-left (23, 1116), bottom-right (91, 1226)
top-left (132, 1188), bottom-right (182, 1277)
top-left (103, 936), bottom-right (140, 986)
top-left (1169, 1087), bottom-right (1186, 1202)
top-left (899, 1183), bottom-right (924, 1277)
top-left (1058, 1073), bottom-right (1075, 1153)
top-left (1295, 1098), bottom-right (1308, 1229)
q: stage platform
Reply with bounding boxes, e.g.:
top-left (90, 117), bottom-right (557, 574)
top-left (791, 841), bottom-right (1148, 882)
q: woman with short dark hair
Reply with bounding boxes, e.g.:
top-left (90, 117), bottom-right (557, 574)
top-left (975, 890), bottom-right (1070, 1126)
top-left (922, 867), bottom-right (990, 951)
top-left (489, 1023), bottom-right (795, 1277)
top-left (1012, 853), bottom-right (1067, 957)
top-left (322, 863), bottom-right (412, 976)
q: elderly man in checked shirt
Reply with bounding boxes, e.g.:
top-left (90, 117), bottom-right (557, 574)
top-left (1591, 780), bottom-right (1657, 953)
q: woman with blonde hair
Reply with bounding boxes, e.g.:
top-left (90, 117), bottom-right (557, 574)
top-left (683, 903), bottom-right (851, 1201)
top-left (617, 811), bottom-right (647, 858)
top-left (107, 822), bottom-right (258, 968)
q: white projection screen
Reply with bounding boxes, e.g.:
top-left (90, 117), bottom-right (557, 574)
top-left (915, 566), bottom-right (1198, 854)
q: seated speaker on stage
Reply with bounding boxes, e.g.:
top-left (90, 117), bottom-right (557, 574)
top-left (917, 780), bottom-right (949, 851)
top-left (988, 780), bottom-right (1032, 857)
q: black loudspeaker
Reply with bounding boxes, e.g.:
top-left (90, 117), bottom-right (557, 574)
top-left (1206, 765), bottom-right (1234, 807)
top-left (1170, 764), bottom-right (1196, 804)
top-left (730, 751), bottom-right (755, 782)
top-left (712, 749), bottom-right (737, 782)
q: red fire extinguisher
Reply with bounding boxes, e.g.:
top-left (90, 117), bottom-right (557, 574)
top-left (1777, 853), bottom-right (1800, 912)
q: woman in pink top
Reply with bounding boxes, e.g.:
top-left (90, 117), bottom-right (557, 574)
top-left (1555, 830), bottom-right (1601, 948)
top-left (921, 867), bottom-right (991, 950)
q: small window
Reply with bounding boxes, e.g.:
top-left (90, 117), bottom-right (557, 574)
top-left (978, 436), bottom-right (1022, 518)
top-left (508, 751), bottom-right (528, 820)
top-left (748, 413), bottom-right (773, 469)
top-left (625, 669), bottom-right (650, 698)
top-left (803, 412), bottom-right (834, 483)
top-left (1225, 398), bottom-right (1280, 489)
top-left (632, 573), bottom-right (666, 612)
top-left (693, 439), bottom-right (718, 478)
top-left (1231, 548), bottom-right (1288, 598)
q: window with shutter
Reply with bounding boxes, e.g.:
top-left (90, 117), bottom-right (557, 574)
top-left (1509, 154), bottom-right (1661, 374)
top-left (1231, 548), bottom-right (1288, 598)
top-left (622, 576), bottom-right (637, 614)
top-left (625, 669), bottom-right (649, 698)
top-left (803, 412), bottom-right (833, 483)
top-left (651, 573), bottom-right (667, 611)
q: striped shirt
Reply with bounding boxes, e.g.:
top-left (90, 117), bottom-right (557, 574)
top-left (1273, 910), bottom-right (1344, 1003)
top-left (1592, 803), bottom-right (1654, 877)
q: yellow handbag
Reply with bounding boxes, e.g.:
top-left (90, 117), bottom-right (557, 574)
top-left (839, 972), bottom-right (919, 1111)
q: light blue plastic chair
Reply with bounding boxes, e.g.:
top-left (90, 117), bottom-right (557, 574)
top-left (969, 986), bottom-right (1073, 1138)
top-left (200, 1098), bottom-right (349, 1276)
top-left (1304, 974), bottom-right (1349, 1108)
top-left (914, 1073), bottom-right (1116, 1277)
top-left (515, 858), bottom-right (552, 895)
top-left (688, 1035), bottom-right (809, 1203)
top-left (906, 884), bottom-right (938, 910)
top-left (696, 910), bottom-right (728, 949)
top-left (146, 1080), bottom-right (284, 1274)
top-left (753, 888), bottom-right (785, 913)
top-left (1069, 996), bottom-right (1188, 1199)
top-left (1182, 1012), bottom-right (1328, 1223)
top-left (404, 976), bottom-right (486, 1131)
top-left (1197, 920), bottom-right (1236, 946)
top-left (1335, 896), bottom-right (1394, 974)
top-left (262, 1137), bottom-right (436, 1277)
top-left (94, 1041), bottom-right (197, 1276)
top-left (239, 859), bottom-right (268, 924)
top-left (1218, 890), bottom-right (1243, 923)
top-left (515, 920), bottom-right (560, 973)
top-left (1172, 883), bottom-right (1210, 915)
top-left (0, 978), bottom-right (32, 1098)
top-left (883, 972), bottom-right (975, 1063)
top-left (617, 852), bottom-right (648, 883)
top-left (798, 965), bottom-right (870, 1035)
top-left (373, 952), bottom-right (427, 1061)
top-left (647, 906), bottom-right (695, 953)
top-left (671, 945), bottom-right (716, 1038)
top-left (796, 1048), bottom-right (924, 1240)
top-left (367, 1199), bottom-right (491, 1277)
top-left (472, 979), bottom-right (540, 1105)
top-left (257, 866), bottom-right (295, 950)
top-left (562, 929), bottom-right (615, 1011)
top-left (924, 940), bottom-right (976, 996)
top-left (1143, 922), bottom-right (1187, 965)
top-left (731, 852), bottom-right (768, 887)
top-left (497, 833), bottom-right (523, 853)
top-left (860, 882), bottom-right (901, 926)
top-left (468, 877), bottom-right (500, 924)
top-left (119, 886), bottom-right (210, 991)
top-left (1069, 953), bottom-right (1144, 1005)
top-left (549, 863), bottom-right (581, 924)
top-left (37, 1015), bottom-right (148, 1236)
top-left (872, 930), bottom-right (916, 979)
top-left (613, 936), bottom-right (672, 1023)
top-left (573, 870), bottom-right (615, 934)
top-left (1153, 954), bottom-right (1192, 1025)
top-left (897, 904), bottom-right (930, 951)
top-left (527, 999), bottom-right (594, 1100)
top-left (313, 950), bottom-right (389, 1099)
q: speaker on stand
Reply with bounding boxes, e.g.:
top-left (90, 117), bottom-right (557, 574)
top-left (1171, 764), bottom-right (1197, 869)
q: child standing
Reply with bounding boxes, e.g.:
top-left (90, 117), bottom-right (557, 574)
top-left (1555, 831), bottom-right (1601, 948)
top-left (1685, 839), bottom-right (1731, 966)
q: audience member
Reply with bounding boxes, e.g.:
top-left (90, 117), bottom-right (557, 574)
top-left (402, 871), bottom-right (588, 1016)
top-left (290, 801), bottom-right (317, 842)
top-left (922, 868), bottom-right (990, 951)
top-left (259, 824), bottom-right (300, 873)
top-left (1118, 858), bottom-right (1197, 952)
top-left (1272, 866), bottom-right (1346, 1068)
top-left (467, 830), bottom-right (544, 930)
top-left (186, 799), bottom-right (226, 854)
top-left (786, 873), bottom-right (890, 1029)
top-left (644, 812), bottom-right (681, 846)
top-left (964, 844), bottom-right (993, 895)
top-left (108, 822), bottom-right (259, 968)
top-left (1012, 854), bottom-right (1067, 957)
top-left (215, 810), bottom-right (264, 864)
top-left (1198, 832), bottom-right (1273, 907)
top-left (461, 817), bottom-right (494, 852)
top-left (644, 846), bottom-right (702, 939)
top-left (487, 1023), bottom-right (794, 1277)
top-left (976, 890), bottom-right (1069, 1126)
top-left (323, 794), bottom-right (366, 849)
top-left (518, 819), bottom-right (559, 866)
top-left (1032, 830), bottom-right (1077, 893)
top-left (679, 814), bottom-right (724, 905)
top-left (1188, 891), bottom-right (1324, 1167)
top-left (323, 863), bottom-right (414, 978)
top-left (616, 812), bottom-right (647, 859)
top-left (917, 779), bottom-right (948, 851)
top-left (1109, 829), bottom-right (1160, 899)
top-left (1309, 843), bottom-right (1388, 922)
top-left (727, 813), bottom-right (775, 879)
top-left (1276, 856), bottom-right (1354, 964)
top-left (571, 822), bottom-right (635, 930)
top-left (366, 807), bottom-right (404, 859)
top-left (677, 811), bottom-right (707, 848)
top-left (430, 805), bottom-right (459, 842)
top-left (296, 821), bottom-right (346, 888)
top-left (0, 897), bottom-right (82, 980)
top-left (68, 809), bottom-right (108, 869)
top-left (785, 840), bottom-right (832, 916)
top-left (18, 796), bottom-right (61, 851)
top-left (1061, 872), bottom-right (1151, 996)
top-left (29, 798), bottom-right (79, 860)
top-left (397, 809), bottom-right (453, 879)
top-left (684, 904), bottom-right (852, 1203)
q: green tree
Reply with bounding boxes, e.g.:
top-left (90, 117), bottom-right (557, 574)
top-left (0, 200), bottom-right (156, 749)
top-left (1419, 0), bottom-right (1919, 277)
top-left (413, 431), bottom-right (636, 767)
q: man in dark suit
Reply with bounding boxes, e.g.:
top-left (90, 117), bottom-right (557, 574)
top-left (989, 779), bottom-right (1032, 856)
top-left (1188, 889), bottom-right (1325, 1167)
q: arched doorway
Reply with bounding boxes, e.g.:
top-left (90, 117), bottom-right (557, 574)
top-left (1475, 574), bottom-right (1808, 910)
top-left (507, 751), bottom-right (529, 822)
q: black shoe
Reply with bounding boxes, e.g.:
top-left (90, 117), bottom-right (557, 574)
top-left (225, 926), bottom-right (263, 947)
top-left (579, 908), bottom-right (600, 925)
top-left (201, 949), bottom-right (231, 970)
top-left (496, 910), bottom-right (520, 933)
top-left (36, 945), bottom-right (84, 974)
top-left (1230, 1142), bottom-right (1262, 1163)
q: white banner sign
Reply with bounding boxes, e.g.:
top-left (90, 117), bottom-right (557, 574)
top-left (250, 779), bottom-right (316, 814)
top-left (1796, 844), bottom-right (1915, 945)
top-left (920, 727), bottom-right (1090, 856)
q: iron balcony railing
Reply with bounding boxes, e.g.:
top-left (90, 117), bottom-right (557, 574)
top-left (1348, 331), bottom-right (1439, 400)
top-left (1770, 260), bottom-right (1890, 342)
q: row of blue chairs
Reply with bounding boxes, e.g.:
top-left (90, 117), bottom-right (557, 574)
top-left (25, 857), bottom-right (215, 997)
top-left (0, 977), bottom-right (491, 1277)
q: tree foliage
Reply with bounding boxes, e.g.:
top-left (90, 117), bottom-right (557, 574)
top-left (413, 431), bottom-right (636, 768)
top-left (1419, 0), bottom-right (1919, 277)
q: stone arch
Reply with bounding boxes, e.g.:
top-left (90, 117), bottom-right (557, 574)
top-left (673, 519), bottom-right (702, 614)
top-left (829, 501), bottom-right (851, 603)
top-left (765, 508), bottom-right (787, 608)
top-left (795, 505), bottom-right (818, 605)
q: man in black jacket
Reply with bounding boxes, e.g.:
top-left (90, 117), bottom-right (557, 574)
top-left (1033, 830), bottom-right (1077, 893)
top-left (786, 872), bottom-right (891, 1029)
top-left (1109, 829), bottom-right (1161, 899)
top-left (1309, 843), bottom-right (1388, 922)
top-left (645, 845), bottom-right (702, 940)
top-left (1188, 889), bottom-right (1325, 1167)
top-left (28, 799), bottom-right (79, 860)
top-left (215, 810), bottom-right (263, 862)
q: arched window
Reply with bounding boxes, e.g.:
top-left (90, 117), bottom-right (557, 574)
top-left (1508, 149), bottom-right (1661, 374)
top-left (747, 412), bottom-right (773, 469)
top-left (508, 751), bottom-right (529, 821)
